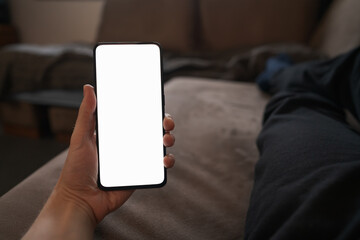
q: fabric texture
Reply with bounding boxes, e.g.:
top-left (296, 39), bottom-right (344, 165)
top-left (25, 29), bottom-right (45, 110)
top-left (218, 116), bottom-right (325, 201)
top-left (0, 43), bottom-right (322, 95)
top-left (0, 44), bottom-right (94, 95)
top-left (0, 78), bottom-right (268, 239)
top-left (310, 0), bottom-right (360, 57)
top-left (198, 0), bottom-right (322, 51)
top-left (245, 47), bottom-right (360, 239)
top-left (162, 43), bottom-right (323, 82)
top-left (97, 0), bottom-right (196, 52)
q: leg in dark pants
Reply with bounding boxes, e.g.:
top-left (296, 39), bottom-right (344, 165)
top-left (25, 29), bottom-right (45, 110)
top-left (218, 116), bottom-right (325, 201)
top-left (245, 47), bottom-right (360, 239)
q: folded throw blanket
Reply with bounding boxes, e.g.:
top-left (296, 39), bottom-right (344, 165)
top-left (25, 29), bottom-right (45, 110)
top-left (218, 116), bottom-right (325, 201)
top-left (0, 43), bottom-right (324, 97)
top-left (0, 44), bottom-right (94, 96)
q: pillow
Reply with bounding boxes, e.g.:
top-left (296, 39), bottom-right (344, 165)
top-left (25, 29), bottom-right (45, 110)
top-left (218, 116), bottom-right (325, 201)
top-left (97, 0), bottom-right (196, 52)
top-left (198, 0), bottom-right (322, 51)
top-left (310, 0), bottom-right (360, 57)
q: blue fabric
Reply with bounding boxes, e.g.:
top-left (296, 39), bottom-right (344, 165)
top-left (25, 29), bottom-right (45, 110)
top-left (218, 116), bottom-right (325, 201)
top-left (256, 54), bottom-right (293, 93)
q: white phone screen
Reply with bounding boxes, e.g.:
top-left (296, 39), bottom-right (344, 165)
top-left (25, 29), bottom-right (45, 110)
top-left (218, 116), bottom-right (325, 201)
top-left (95, 43), bottom-right (165, 189)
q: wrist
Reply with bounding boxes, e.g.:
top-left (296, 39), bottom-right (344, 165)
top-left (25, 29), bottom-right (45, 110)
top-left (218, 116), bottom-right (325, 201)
top-left (23, 187), bottom-right (96, 239)
top-left (52, 186), bottom-right (97, 226)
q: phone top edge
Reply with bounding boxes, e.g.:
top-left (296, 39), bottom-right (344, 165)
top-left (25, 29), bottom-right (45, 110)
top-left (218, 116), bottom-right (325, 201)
top-left (94, 42), bottom-right (162, 50)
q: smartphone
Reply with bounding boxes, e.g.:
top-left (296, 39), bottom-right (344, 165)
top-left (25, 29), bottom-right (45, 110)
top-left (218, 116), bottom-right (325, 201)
top-left (94, 42), bottom-right (166, 190)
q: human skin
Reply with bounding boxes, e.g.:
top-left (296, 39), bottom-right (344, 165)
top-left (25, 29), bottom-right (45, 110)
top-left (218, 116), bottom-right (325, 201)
top-left (22, 84), bottom-right (175, 239)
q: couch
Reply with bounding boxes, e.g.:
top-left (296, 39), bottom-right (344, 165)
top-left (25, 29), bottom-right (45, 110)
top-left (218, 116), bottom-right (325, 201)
top-left (1, 0), bottom-right (360, 239)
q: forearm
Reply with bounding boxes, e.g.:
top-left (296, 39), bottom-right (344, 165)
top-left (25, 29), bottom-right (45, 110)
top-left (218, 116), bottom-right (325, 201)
top-left (22, 188), bottom-right (96, 240)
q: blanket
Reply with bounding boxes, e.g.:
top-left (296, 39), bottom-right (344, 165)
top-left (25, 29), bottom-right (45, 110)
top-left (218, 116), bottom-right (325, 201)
top-left (0, 44), bottom-right (94, 96)
top-left (0, 43), bottom-right (324, 97)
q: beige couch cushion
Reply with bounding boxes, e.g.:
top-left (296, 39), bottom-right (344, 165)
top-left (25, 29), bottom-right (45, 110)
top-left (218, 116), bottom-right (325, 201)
top-left (310, 0), bottom-right (360, 57)
top-left (0, 77), bottom-right (268, 239)
top-left (97, 0), bottom-right (196, 52)
top-left (199, 0), bottom-right (322, 51)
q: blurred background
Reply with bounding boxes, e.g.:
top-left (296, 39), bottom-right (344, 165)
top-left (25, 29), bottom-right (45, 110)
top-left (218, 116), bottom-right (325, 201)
top-left (0, 0), bottom-right (104, 195)
top-left (1, 0), bottom-right (359, 196)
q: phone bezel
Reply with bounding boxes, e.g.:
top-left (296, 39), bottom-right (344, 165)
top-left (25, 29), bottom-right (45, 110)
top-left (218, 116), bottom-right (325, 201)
top-left (93, 42), bottom-right (166, 191)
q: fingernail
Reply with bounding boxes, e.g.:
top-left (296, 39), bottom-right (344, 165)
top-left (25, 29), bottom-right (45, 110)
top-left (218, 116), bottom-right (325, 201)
top-left (165, 113), bottom-right (173, 119)
top-left (83, 85), bottom-right (88, 98)
top-left (84, 84), bottom-right (94, 89)
top-left (83, 84), bottom-right (94, 95)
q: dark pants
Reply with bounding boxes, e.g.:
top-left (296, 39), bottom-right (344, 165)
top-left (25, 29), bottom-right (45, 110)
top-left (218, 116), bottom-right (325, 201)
top-left (245, 48), bottom-right (360, 239)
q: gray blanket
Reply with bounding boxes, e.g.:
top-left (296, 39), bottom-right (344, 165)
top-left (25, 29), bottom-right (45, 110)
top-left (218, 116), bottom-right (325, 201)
top-left (0, 43), bottom-right (324, 96)
top-left (0, 44), bottom-right (94, 96)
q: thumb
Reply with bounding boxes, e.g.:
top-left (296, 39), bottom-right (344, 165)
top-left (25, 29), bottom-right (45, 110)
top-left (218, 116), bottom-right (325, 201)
top-left (71, 84), bottom-right (97, 142)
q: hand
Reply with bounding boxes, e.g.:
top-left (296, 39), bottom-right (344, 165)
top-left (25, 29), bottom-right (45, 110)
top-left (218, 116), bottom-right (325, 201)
top-left (58, 84), bottom-right (175, 223)
top-left (23, 84), bottom-right (175, 239)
